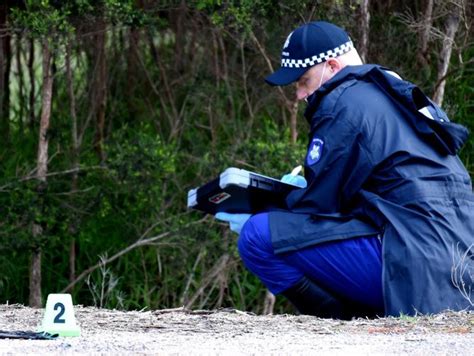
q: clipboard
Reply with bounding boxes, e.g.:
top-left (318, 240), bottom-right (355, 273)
top-left (187, 167), bottom-right (302, 214)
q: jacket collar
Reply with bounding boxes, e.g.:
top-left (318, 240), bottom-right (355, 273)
top-left (304, 64), bottom-right (383, 123)
top-left (303, 64), bottom-right (468, 155)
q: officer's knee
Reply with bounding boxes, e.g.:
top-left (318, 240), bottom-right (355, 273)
top-left (238, 213), bottom-right (273, 263)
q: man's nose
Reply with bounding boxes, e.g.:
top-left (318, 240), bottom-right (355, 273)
top-left (296, 88), bottom-right (307, 101)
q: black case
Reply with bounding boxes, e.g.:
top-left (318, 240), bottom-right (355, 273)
top-left (187, 167), bottom-right (302, 215)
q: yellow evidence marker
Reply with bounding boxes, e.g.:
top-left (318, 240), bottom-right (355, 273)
top-left (38, 293), bottom-right (81, 337)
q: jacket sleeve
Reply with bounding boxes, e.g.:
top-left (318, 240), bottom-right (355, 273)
top-left (286, 110), bottom-right (374, 214)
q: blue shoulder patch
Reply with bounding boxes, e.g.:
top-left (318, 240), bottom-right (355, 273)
top-left (306, 137), bottom-right (324, 165)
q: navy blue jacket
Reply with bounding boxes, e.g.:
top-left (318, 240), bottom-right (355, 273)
top-left (269, 64), bottom-right (474, 316)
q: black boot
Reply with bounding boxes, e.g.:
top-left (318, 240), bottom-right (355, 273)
top-left (282, 276), bottom-right (359, 319)
top-left (282, 276), bottom-right (381, 319)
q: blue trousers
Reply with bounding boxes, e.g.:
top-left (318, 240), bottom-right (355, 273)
top-left (238, 213), bottom-right (384, 310)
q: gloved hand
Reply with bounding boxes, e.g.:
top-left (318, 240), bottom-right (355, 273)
top-left (215, 212), bottom-right (251, 234)
top-left (281, 173), bottom-right (307, 188)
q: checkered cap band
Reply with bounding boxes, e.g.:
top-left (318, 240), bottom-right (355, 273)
top-left (281, 40), bottom-right (353, 68)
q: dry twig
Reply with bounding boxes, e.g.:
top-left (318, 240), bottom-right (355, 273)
top-left (62, 216), bottom-right (209, 293)
top-left (451, 242), bottom-right (474, 306)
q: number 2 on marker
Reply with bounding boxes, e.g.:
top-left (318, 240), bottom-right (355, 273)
top-left (53, 302), bottom-right (66, 323)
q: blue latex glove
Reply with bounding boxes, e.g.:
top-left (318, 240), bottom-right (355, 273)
top-left (281, 173), bottom-right (307, 188)
top-left (215, 212), bottom-right (251, 234)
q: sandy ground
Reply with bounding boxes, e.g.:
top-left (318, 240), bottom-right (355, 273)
top-left (0, 304), bottom-right (472, 354)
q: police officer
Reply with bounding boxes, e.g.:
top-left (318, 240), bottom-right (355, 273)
top-left (216, 21), bottom-right (474, 318)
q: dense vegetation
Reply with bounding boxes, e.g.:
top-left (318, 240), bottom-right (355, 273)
top-left (0, 0), bottom-right (472, 313)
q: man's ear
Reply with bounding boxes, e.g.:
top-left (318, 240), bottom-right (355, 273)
top-left (327, 58), bottom-right (342, 73)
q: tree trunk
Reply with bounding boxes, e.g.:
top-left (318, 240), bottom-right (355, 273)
top-left (16, 33), bottom-right (25, 135)
top-left (93, 19), bottom-right (107, 162)
top-left (359, 0), bottom-right (370, 63)
top-left (30, 39), bottom-right (53, 308)
top-left (66, 39), bottom-right (79, 286)
top-left (263, 290), bottom-right (276, 315)
top-left (289, 100), bottom-right (299, 144)
top-left (0, 3), bottom-right (11, 141)
top-left (417, 0), bottom-right (434, 67)
top-left (217, 32), bottom-right (236, 125)
top-left (432, 8), bottom-right (461, 106)
top-left (29, 225), bottom-right (43, 308)
top-left (28, 37), bottom-right (36, 128)
top-left (36, 41), bottom-right (52, 181)
top-left (172, 0), bottom-right (187, 74)
top-left (126, 26), bottom-right (140, 120)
